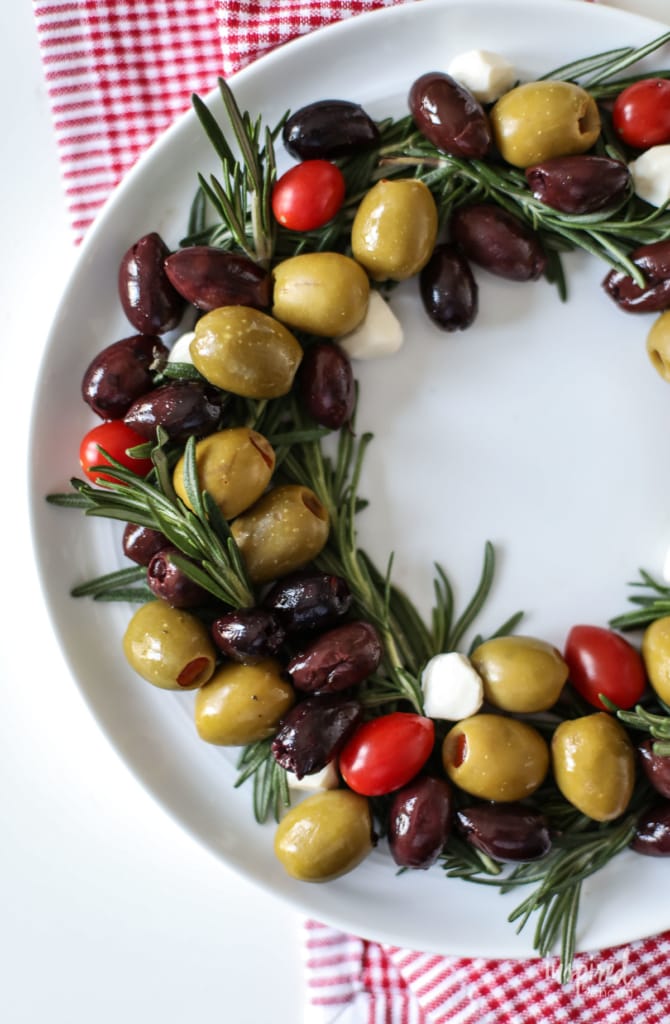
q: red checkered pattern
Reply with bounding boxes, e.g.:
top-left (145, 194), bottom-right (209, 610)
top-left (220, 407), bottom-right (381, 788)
top-left (32, 2), bottom-right (670, 1021)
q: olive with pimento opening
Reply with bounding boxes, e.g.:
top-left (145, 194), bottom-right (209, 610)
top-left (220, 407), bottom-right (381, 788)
top-left (122, 600), bottom-right (216, 690)
top-left (442, 714), bottom-right (549, 801)
top-left (172, 427), bottom-right (275, 520)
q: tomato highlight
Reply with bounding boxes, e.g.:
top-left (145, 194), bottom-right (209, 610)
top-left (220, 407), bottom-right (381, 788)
top-left (79, 421), bottom-right (153, 484)
top-left (338, 711), bottom-right (435, 796)
top-left (612, 78), bottom-right (670, 149)
top-left (271, 160), bottom-right (346, 231)
top-left (563, 624), bottom-right (647, 710)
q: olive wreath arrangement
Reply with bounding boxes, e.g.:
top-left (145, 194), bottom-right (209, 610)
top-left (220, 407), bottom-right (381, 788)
top-left (48, 32), bottom-right (670, 982)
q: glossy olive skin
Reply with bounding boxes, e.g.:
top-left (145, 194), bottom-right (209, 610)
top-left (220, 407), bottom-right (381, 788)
top-left (272, 253), bottom-right (369, 336)
top-left (639, 738), bottom-right (670, 799)
top-left (409, 71), bottom-right (491, 159)
top-left (271, 694), bottom-right (363, 778)
top-left (287, 621), bottom-right (383, 693)
top-left (146, 546), bottom-right (209, 608)
top-left (351, 179), bottom-right (438, 282)
top-left (211, 609), bottom-right (286, 663)
top-left (82, 334), bottom-right (168, 419)
top-left (172, 427), bottom-right (275, 520)
top-left (118, 232), bottom-right (185, 334)
top-left (604, 241), bottom-right (670, 313)
top-left (122, 522), bottom-right (169, 565)
top-left (123, 380), bottom-right (223, 442)
top-left (470, 635), bottom-right (568, 713)
top-left (551, 713), bottom-right (635, 822)
top-left (164, 246), bottom-right (271, 311)
top-left (123, 600), bottom-right (216, 689)
top-left (231, 485), bottom-right (330, 585)
top-left (631, 802), bottom-right (670, 856)
top-left (442, 714), bottom-right (549, 801)
top-left (456, 803), bottom-right (551, 862)
top-left (191, 306), bottom-right (303, 398)
top-left (642, 616), bottom-right (670, 704)
top-left (419, 243), bottom-right (478, 331)
top-left (646, 311), bottom-right (670, 381)
top-left (388, 776), bottom-right (453, 869)
top-left (451, 204), bottom-right (547, 281)
top-left (274, 789), bottom-right (374, 882)
top-left (194, 659), bottom-right (295, 746)
top-left (282, 100), bottom-right (379, 160)
top-left (491, 81), bottom-right (601, 168)
top-left (263, 572), bottom-right (352, 633)
top-left (525, 155), bottom-right (630, 214)
top-left (299, 342), bottom-right (355, 429)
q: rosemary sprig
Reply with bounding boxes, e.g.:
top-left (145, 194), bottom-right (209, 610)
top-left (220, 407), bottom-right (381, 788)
top-left (614, 703), bottom-right (670, 757)
top-left (610, 568), bottom-right (670, 630)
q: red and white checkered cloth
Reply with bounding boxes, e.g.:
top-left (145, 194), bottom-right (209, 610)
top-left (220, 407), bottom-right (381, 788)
top-left (33, 1), bottom-right (670, 1020)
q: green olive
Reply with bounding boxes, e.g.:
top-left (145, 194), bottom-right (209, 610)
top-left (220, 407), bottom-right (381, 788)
top-left (646, 311), bottom-right (670, 383)
top-left (490, 80), bottom-right (601, 168)
top-left (442, 713), bottom-right (549, 801)
top-left (123, 600), bottom-right (216, 690)
top-left (195, 659), bottom-right (295, 745)
top-left (351, 178), bottom-right (438, 281)
top-left (190, 306), bottom-right (302, 398)
top-left (551, 713), bottom-right (635, 821)
top-left (274, 790), bottom-right (373, 882)
top-left (272, 252), bottom-right (370, 336)
top-left (231, 484), bottom-right (330, 584)
top-left (642, 616), bottom-right (670, 703)
top-left (172, 427), bottom-right (275, 520)
top-left (470, 635), bottom-right (568, 713)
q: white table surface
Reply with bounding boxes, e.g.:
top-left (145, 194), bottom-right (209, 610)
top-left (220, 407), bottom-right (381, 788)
top-left (1, 6), bottom-right (304, 1023)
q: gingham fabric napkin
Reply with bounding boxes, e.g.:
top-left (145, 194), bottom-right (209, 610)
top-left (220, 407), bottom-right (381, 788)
top-left (33, 1), bottom-right (670, 1021)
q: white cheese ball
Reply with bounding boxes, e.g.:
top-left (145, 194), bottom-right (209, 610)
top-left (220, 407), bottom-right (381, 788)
top-left (629, 145), bottom-right (670, 208)
top-left (167, 329), bottom-right (196, 364)
top-left (337, 290), bottom-right (403, 360)
top-left (284, 761), bottom-right (340, 792)
top-left (421, 652), bottom-right (484, 721)
top-left (446, 49), bottom-right (517, 104)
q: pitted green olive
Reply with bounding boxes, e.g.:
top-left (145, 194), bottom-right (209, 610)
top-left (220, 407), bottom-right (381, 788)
top-left (351, 178), bottom-right (438, 281)
top-left (231, 484), bottom-right (330, 584)
top-left (642, 616), bottom-right (670, 704)
top-left (646, 312), bottom-right (670, 383)
top-left (490, 81), bottom-right (601, 168)
top-left (172, 427), bottom-right (275, 520)
top-left (123, 600), bottom-right (216, 690)
top-left (551, 713), bottom-right (635, 821)
top-left (272, 252), bottom-right (369, 336)
top-left (442, 714), bottom-right (549, 801)
top-left (470, 635), bottom-right (568, 713)
top-left (274, 790), bottom-right (374, 882)
top-left (190, 306), bottom-right (302, 398)
top-left (195, 659), bottom-right (295, 745)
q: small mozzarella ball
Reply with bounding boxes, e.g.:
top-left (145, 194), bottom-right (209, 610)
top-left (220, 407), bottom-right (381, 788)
top-left (337, 290), bottom-right (403, 360)
top-left (630, 146), bottom-right (670, 208)
top-left (421, 652), bottom-right (484, 720)
top-left (168, 330), bottom-right (196, 364)
top-left (285, 761), bottom-right (339, 792)
top-left (446, 49), bottom-right (517, 104)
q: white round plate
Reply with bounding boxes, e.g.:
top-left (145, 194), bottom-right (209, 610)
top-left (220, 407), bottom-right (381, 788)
top-left (30, 0), bottom-right (670, 958)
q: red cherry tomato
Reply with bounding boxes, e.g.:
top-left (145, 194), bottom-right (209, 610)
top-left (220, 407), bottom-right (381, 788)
top-left (564, 624), bottom-right (647, 710)
top-left (339, 712), bottom-right (435, 796)
top-left (271, 160), bottom-right (346, 231)
top-left (79, 421), bottom-right (153, 484)
top-left (612, 78), bottom-right (670, 149)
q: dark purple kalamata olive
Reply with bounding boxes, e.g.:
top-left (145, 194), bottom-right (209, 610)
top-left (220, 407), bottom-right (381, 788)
top-left (122, 523), bottom-right (169, 566)
top-left (298, 342), bottom-right (355, 430)
top-left (118, 233), bottom-right (186, 334)
top-left (164, 247), bottom-right (272, 311)
top-left (82, 334), bottom-right (168, 419)
top-left (451, 204), bottom-right (547, 281)
top-left (409, 72), bottom-right (491, 159)
top-left (525, 155), bottom-right (630, 214)
top-left (271, 694), bottom-right (363, 778)
top-left (146, 546), bottom-right (209, 608)
top-left (603, 240), bottom-right (670, 312)
top-left (420, 243), bottom-right (478, 331)
top-left (631, 802), bottom-right (670, 856)
top-left (211, 609), bottom-right (286, 663)
top-left (287, 621), bottom-right (383, 693)
top-left (282, 100), bottom-right (379, 160)
top-left (638, 738), bottom-right (670, 799)
top-left (456, 803), bottom-right (551, 862)
top-left (263, 572), bottom-right (352, 633)
top-left (123, 380), bottom-right (223, 442)
top-left (388, 776), bottom-right (453, 869)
